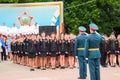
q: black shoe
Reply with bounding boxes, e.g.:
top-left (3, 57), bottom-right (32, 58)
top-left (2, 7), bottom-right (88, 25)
top-left (60, 66), bottom-right (65, 69)
top-left (102, 65), bottom-right (107, 68)
top-left (105, 63), bottom-right (108, 66)
top-left (37, 67), bottom-right (40, 69)
top-left (56, 65), bottom-right (60, 68)
top-left (60, 67), bottom-right (63, 69)
top-left (30, 69), bottom-right (35, 71)
top-left (78, 77), bottom-right (86, 79)
top-left (111, 65), bottom-right (115, 67)
top-left (23, 64), bottom-right (26, 66)
top-left (42, 68), bottom-right (46, 70)
top-left (52, 68), bottom-right (56, 70)
top-left (69, 67), bottom-right (74, 69)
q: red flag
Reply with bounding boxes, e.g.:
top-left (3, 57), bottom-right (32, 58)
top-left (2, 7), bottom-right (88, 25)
top-left (61, 22), bottom-right (64, 33)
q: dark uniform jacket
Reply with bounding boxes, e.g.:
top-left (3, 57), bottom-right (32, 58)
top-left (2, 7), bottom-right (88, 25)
top-left (17, 42), bottom-right (23, 52)
top-left (100, 40), bottom-right (109, 53)
top-left (115, 40), bottom-right (120, 54)
top-left (36, 39), bottom-right (41, 53)
top-left (59, 39), bottom-right (68, 52)
top-left (28, 39), bottom-right (36, 53)
top-left (23, 38), bottom-right (29, 52)
top-left (108, 39), bottom-right (116, 51)
top-left (50, 39), bottom-right (58, 52)
top-left (14, 41), bottom-right (18, 52)
top-left (68, 39), bottom-right (75, 52)
top-left (40, 38), bottom-right (48, 52)
top-left (11, 42), bottom-right (16, 52)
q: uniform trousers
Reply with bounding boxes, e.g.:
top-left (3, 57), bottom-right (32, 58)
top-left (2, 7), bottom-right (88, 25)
top-left (100, 52), bottom-right (107, 66)
top-left (0, 52), bottom-right (1, 61)
top-left (88, 58), bottom-right (100, 80)
top-left (1, 47), bottom-right (7, 61)
top-left (78, 56), bottom-right (87, 78)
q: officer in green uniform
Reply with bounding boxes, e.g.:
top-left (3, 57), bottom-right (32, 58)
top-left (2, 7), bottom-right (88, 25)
top-left (85, 23), bottom-right (105, 80)
top-left (74, 26), bottom-right (87, 79)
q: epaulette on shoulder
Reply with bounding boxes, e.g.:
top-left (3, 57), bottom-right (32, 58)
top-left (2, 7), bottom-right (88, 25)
top-left (86, 34), bottom-right (90, 36)
top-left (76, 35), bottom-right (78, 37)
top-left (96, 32), bottom-right (101, 36)
top-left (76, 35), bottom-right (81, 38)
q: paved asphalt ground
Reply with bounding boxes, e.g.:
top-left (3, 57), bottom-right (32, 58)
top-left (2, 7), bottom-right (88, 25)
top-left (0, 61), bottom-right (120, 80)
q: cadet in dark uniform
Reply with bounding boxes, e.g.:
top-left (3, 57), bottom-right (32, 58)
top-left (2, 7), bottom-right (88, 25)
top-left (32, 35), bottom-right (38, 68)
top-left (36, 35), bottom-right (42, 68)
top-left (11, 38), bottom-right (17, 63)
top-left (40, 32), bottom-right (48, 70)
top-left (116, 35), bottom-right (120, 67)
top-left (56, 35), bottom-right (60, 68)
top-left (59, 33), bottom-right (66, 69)
top-left (46, 35), bottom-right (51, 68)
top-left (74, 26), bottom-right (87, 79)
top-left (100, 34), bottom-right (109, 67)
top-left (15, 36), bottom-right (20, 64)
top-left (14, 37), bottom-right (18, 63)
top-left (23, 35), bottom-right (30, 66)
top-left (64, 34), bottom-right (69, 68)
top-left (17, 37), bottom-right (23, 64)
top-left (28, 34), bottom-right (36, 71)
top-left (21, 35), bottom-right (26, 66)
top-left (49, 33), bottom-right (58, 69)
top-left (21, 36), bottom-right (25, 65)
top-left (85, 23), bottom-right (105, 80)
top-left (108, 32), bottom-right (117, 67)
top-left (68, 34), bottom-right (75, 68)
top-left (35, 34), bottom-right (41, 69)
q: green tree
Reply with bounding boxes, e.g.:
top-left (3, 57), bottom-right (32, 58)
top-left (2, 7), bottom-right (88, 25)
top-left (0, 0), bottom-right (19, 3)
top-left (0, 0), bottom-right (120, 35)
top-left (63, 0), bottom-right (120, 35)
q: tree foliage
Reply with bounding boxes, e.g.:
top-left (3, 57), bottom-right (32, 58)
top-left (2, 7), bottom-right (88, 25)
top-left (0, 0), bottom-right (120, 35)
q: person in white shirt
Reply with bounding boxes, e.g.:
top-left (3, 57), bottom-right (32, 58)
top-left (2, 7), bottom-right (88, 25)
top-left (19, 25), bottom-right (30, 35)
top-left (9, 24), bottom-right (19, 36)
top-left (0, 23), bottom-right (10, 35)
top-left (30, 23), bottom-right (39, 34)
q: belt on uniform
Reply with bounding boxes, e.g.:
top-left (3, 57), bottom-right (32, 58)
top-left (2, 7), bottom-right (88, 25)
top-left (88, 48), bottom-right (99, 51)
top-left (77, 48), bottom-right (84, 50)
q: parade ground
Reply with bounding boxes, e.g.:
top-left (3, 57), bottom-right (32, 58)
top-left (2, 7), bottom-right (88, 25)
top-left (0, 61), bottom-right (120, 80)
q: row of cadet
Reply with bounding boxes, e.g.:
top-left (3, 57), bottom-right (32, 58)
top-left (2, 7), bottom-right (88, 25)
top-left (0, 30), bottom-right (120, 71)
top-left (0, 33), bottom-right (77, 70)
top-left (100, 32), bottom-right (120, 67)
